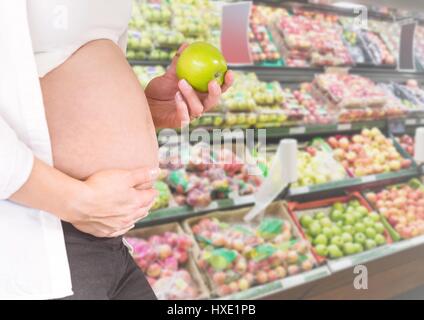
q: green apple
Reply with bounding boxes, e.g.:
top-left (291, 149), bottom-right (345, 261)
top-left (349, 199), bottom-right (361, 208)
top-left (176, 42), bottom-right (228, 93)
top-left (336, 220), bottom-right (344, 228)
top-left (365, 239), bottom-right (377, 250)
top-left (374, 222), bottom-right (385, 234)
top-left (331, 225), bottom-right (342, 236)
top-left (328, 244), bottom-right (344, 259)
top-left (343, 242), bottom-right (357, 255)
top-left (343, 213), bottom-right (356, 226)
top-left (342, 225), bottom-right (355, 235)
top-left (332, 202), bottom-right (345, 211)
top-left (319, 217), bottom-right (333, 228)
top-left (363, 217), bottom-right (374, 228)
top-left (314, 234), bottom-right (328, 246)
top-left (322, 227), bottom-right (333, 239)
top-left (353, 211), bottom-right (363, 221)
top-left (331, 236), bottom-right (343, 247)
top-left (357, 206), bottom-right (369, 216)
top-left (354, 222), bottom-right (366, 233)
top-left (365, 227), bottom-right (377, 239)
top-left (354, 232), bottom-right (367, 245)
top-left (300, 215), bottom-right (313, 228)
top-left (353, 243), bottom-right (364, 253)
top-left (309, 221), bottom-right (322, 237)
top-left (315, 211), bottom-right (327, 220)
top-left (315, 244), bottom-right (328, 257)
top-left (330, 209), bottom-right (343, 222)
top-left (369, 212), bottom-right (381, 222)
top-left (346, 206), bottom-right (355, 215)
top-left (341, 232), bottom-right (353, 243)
top-left (375, 234), bottom-right (386, 245)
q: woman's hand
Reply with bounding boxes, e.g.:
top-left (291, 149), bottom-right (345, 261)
top-left (145, 43), bottom-right (234, 129)
top-left (71, 167), bottom-right (160, 237)
top-left (10, 158), bottom-right (160, 238)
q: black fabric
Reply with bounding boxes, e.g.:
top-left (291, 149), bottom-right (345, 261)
top-left (61, 222), bottom-right (157, 300)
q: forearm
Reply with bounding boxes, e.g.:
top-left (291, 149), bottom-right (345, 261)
top-left (9, 157), bottom-right (87, 222)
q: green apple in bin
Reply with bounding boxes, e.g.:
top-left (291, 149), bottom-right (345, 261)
top-left (176, 42), bottom-right (228, 93)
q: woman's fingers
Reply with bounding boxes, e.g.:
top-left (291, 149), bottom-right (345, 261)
top-left (129, 167), bottom-right (160, 187)
top-left (178, 79), bottom-right (204, 118)
top-left (108, 224), bottom-right (135, 238)
top-left (167, 43), bottom-right (189, 76)
top-left (175, 91), bottom-right (190, 124)
top-left (134, 189), bottom-right (158, 208)
top-left (221, 70), bottom-right (234, 93)
top-left (203, 80), bottom-right (222, 111)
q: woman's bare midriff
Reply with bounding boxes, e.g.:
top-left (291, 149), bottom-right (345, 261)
top-left (40, 40), bottom-right (158, 180)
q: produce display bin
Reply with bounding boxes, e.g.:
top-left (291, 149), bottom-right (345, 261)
top-left (127, 223), bottom-right (210, 300)
top-left (287, 192), bottom-right (394, 272)
top-left (183, 202), bottom-right (330, 299)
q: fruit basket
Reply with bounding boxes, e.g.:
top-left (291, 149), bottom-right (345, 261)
top-left (125, 222), bottom-right (210, 300)
top-left (326, 128), bottom-right (414, 178)
top-left (287, 192), bottom-right (393, 265)
top-left (363, 178), bottom-right (424, 240)
top-left (183, 202), bottom-right (320, 298)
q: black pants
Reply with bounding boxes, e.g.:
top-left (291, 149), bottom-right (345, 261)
top-left (61, 222), bottom-right (157, 300)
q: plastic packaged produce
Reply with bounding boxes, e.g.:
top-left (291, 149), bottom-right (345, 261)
top-left (274, 11), bottom-right (352, 67)
top-left (125, 227), bottom-right (205, 300)
top-left (188, 205), bottom-right (316, 297)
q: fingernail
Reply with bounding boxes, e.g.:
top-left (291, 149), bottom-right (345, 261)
top-left (149, 168), bottom-right (160, 179)
top-left (180, 79), bottom-right (190, 90)
top-left (175, 91), bottom-right (183, 101)
top-left (212, 81), bottom-right (220, 94)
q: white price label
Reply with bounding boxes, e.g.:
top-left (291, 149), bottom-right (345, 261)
top-left (281, 275), bottom-right (306, 289)
top-left (337, 123), bottom-right (352, 131)
top-left (232, 195), bottom-right (255, 206)
top-left (329, 258), bottom-right (353, 272)
top-left (289, 127), bottom-right (306, 135)
top-left (361, 175), bottom-right (377, 183)
top-left (405, 119), bottom-right (417, 125)
top-left (290, 186), bottom-right (310, 195)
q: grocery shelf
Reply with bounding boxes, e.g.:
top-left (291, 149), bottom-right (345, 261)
top-left (136, 194), bottom-right (255, 228)
top-left (260, 240), bottom-right (424, 299)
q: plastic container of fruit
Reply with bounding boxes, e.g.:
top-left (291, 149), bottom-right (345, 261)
top-left (363, 178), bottom-right (424, 241)
top-left (183, 202), bottom-right (329, 299)
top-left (287, 192), bottom-right (393, 269)
top-left (126, 222), bottom-right (210, 300)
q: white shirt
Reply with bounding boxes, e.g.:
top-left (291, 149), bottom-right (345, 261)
top-left (0, 0), bottom-right (129, 299)
top-left (27, 0), bottom-right (130, 77)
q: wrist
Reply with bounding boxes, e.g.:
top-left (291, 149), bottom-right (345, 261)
top-left (62, 179), bottom-right (92, 224)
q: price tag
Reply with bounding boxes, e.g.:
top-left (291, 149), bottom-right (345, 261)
top-left (221, 2), bottom-right (253, 65)
top-left (329, 258), bottom-right (353, 272)
top-left (361, 175), bottom-right (377, 183)
top-left (290, 186), bottom-right (310, 195)
top-left (405, 118), bottom-right (417, 125)
top-left (337, 123), bottom-right (352, 131)
top-left (289, 127), bottom-right (306, 135)
top-left (233, 195), bottom-right (255, 206)
top-left (281, 274), bottom-right (306, 289)
top-left (397, 18), bottom-right (417, 72)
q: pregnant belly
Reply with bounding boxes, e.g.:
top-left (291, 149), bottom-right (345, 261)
top-left (40, 40), bottom-right (158, 180)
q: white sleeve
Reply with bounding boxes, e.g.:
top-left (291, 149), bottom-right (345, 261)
top-left (0, 117), bottom-right (34, 200)
top-left (0, 0), bottom-right (35, 199)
